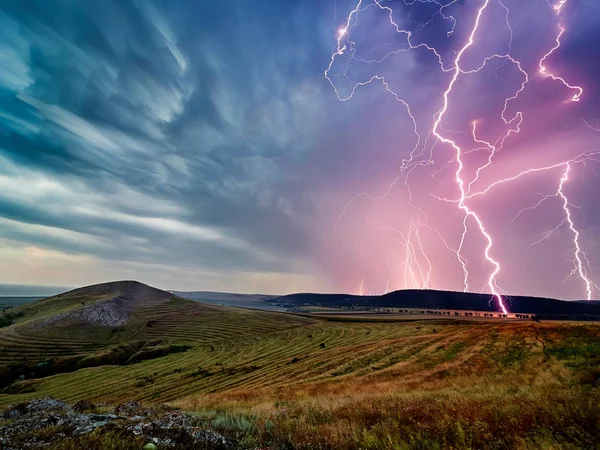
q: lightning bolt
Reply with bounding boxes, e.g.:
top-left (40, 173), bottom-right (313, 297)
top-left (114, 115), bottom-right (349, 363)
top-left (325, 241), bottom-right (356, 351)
top-left (460, 151), bottom-right (600, 299)
top-left (557, 164), bottom-right (593, 298)
top-left (539, 1), bottom-right (583, 102)
top-left (326, 0), bottom-right (475, 294)
top-left (430, 0), bottom-right (509, 314)
top-left (382, 220), bottom-right (433, 292)
top-left (357, 275), bottom-right (366, 295)
top-left (325, 0), bottom-right (597, 309)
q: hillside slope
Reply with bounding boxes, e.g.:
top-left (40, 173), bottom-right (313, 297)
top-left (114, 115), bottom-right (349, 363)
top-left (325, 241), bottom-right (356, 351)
top-left (15, 280), bottom-right (174, 328)
top-left (0, 281), bottom-right (315, 388)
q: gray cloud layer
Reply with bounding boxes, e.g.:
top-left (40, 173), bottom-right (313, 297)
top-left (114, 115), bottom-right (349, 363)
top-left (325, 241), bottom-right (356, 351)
top-left (0, 0), bottom-right (341, 290)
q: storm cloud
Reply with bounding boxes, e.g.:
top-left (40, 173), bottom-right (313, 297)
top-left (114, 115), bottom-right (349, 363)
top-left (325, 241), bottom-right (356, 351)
top-left (1, 0), bottom-right (600, 298)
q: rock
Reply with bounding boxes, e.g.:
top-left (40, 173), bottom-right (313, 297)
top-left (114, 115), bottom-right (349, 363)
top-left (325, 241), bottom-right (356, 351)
top-left (0, 397), bottom-right (233, 449)
top-left (191, 429), bottom-right (235, 449)
top-left (114, 400), bottom-right (142, 416)
top-left (73, 399), bottom-right (96, 413)
top-left (2, 403), bottom-right (29, 419)
top-left (26, 397), bottom-right (72, 415)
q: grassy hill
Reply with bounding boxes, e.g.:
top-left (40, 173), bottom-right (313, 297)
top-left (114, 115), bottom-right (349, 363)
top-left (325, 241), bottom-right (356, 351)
top-left (8, 280), bottom-right (178, 327)
top-left (0, 281), bottom-right (314, 389)
top-left (0, 282), bottom-right (599, 448)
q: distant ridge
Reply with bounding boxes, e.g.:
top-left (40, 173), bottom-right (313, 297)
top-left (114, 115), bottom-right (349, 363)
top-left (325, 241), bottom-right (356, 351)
top-left (270, 289), bottom-right (600, 316)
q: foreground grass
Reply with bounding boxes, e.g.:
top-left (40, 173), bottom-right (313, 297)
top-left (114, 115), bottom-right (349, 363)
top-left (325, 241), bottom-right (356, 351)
top-left (184, 386), bottom-right (598, 449)
top-left (1, 317), bottom-right (599, 449)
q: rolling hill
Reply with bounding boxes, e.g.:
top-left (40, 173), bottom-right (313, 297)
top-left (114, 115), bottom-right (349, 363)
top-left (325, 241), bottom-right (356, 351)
top-left (15, 280), bottom-right (175, 328)
top-left (0, 281), bottom-right (314, 389)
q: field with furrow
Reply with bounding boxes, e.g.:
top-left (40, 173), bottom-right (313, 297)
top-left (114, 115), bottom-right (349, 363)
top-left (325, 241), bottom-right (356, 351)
top-left (1, 283), bottom-right (599, 449)
top-left (0, 319), bottom-right (596, 406)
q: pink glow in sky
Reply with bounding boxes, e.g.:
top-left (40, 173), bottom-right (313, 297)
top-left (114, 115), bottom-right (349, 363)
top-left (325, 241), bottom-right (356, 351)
top-left (321, 0), bottom-right (600, 306)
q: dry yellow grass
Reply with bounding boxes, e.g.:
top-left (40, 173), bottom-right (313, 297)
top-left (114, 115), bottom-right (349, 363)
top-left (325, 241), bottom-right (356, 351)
top-left (1, 311), bottom-right (599, 449)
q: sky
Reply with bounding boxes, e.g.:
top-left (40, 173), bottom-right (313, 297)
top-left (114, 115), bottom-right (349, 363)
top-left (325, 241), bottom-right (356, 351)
top-left (1, 0), bottom-right (600, 303)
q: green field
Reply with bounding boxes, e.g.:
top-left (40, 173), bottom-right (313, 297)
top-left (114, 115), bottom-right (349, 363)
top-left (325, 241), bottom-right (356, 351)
top-left (0, 284), bottom-right (599, 449)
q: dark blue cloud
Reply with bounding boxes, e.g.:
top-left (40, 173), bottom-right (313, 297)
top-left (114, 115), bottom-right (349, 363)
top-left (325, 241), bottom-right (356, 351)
top-left (0, 0), bottom-right (344, 286)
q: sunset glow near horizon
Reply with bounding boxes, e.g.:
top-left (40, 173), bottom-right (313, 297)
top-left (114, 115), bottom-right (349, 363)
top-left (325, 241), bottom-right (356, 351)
top-left (1, 1), bottom-right (600, 304)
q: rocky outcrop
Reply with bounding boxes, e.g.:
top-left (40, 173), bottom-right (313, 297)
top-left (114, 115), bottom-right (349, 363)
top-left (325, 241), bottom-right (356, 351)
top-left (35, 281), bottom-right (175, 328)
top-left (39, 295), bottom-right (132, 327)
top-left (0, 397), bottom-right (234, 449)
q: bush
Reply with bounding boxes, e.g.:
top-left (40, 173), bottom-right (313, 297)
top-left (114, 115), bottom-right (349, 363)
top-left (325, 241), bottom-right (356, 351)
top-left (0, 311), bottom-right (24, 328)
